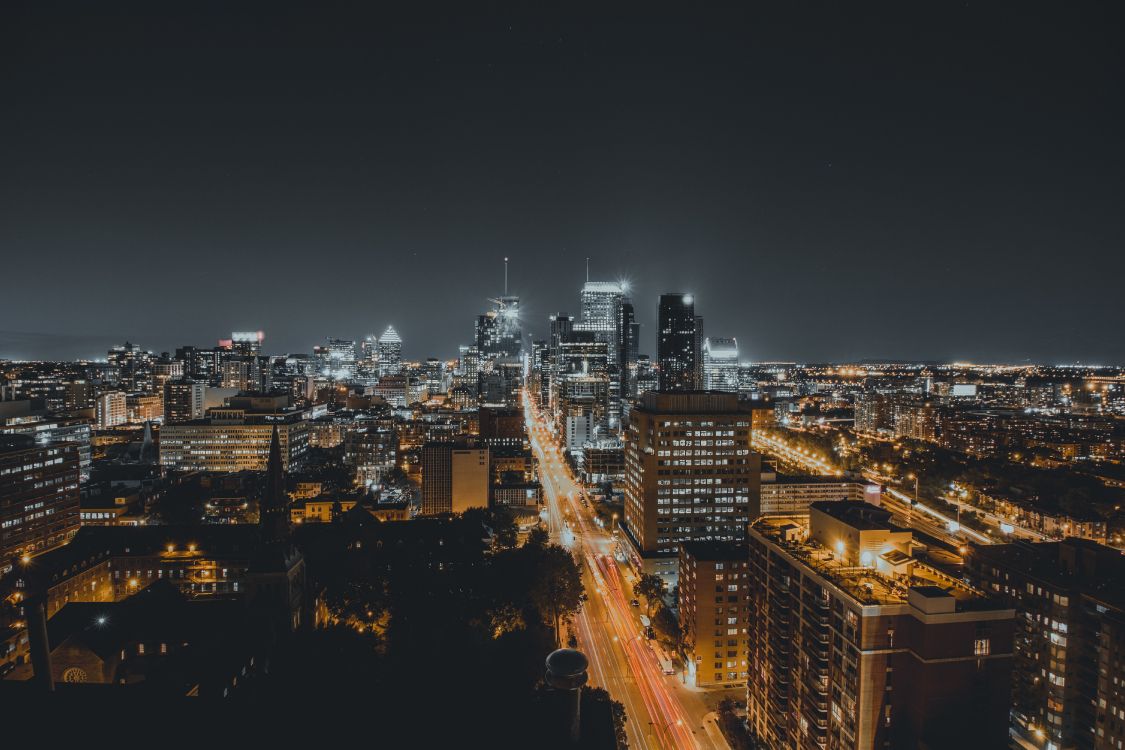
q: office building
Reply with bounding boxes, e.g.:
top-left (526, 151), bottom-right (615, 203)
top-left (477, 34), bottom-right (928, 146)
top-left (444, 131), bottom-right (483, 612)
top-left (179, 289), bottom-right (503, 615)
top-left (746, 503), bottom-right (1015, 750)
top-left (96, 391), bottom-right (128, 428)
top-left (378, 326), bottom-right (403, 376)
top-left (1, 435), bottom-right (80, 561)
top-left (163, 380), bottom-right (206, 424)
top-left (968, 539), bottom-right (1125, 750)
top-left (158, 395), bottom-right (309, 472)
top-left (679, 541), bottom-right (750, 687)
top-left (658, 294), bottom-right (698, 391)
top-left (343, 423), bottom-right (397, 488)
top-left (421, 442), bottom-right (489, 515)
top-left (621, 391), bottom-right (760, 581)
top-left (758, 473), bottom-right (881, 517)
top-left (107, 341), bottom-right (154, 392)
top-left (703, 337), bottom-right (740, 392)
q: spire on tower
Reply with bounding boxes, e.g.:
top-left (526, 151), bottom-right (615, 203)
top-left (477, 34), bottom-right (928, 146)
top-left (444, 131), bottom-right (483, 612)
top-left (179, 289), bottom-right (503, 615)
top-left (504, 256), bottom-right (509, 295)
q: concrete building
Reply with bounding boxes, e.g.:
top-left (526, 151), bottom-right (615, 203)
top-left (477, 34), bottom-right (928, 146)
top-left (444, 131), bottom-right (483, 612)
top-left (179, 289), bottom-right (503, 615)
top-left (0, 435), bottom-right (81, 563)
top-left (758, 473), bottom-right (881, 517)
top-left (421, 442), bottom-right (489, 515)
top-left (621, 391), bottom-right (760, 582)
top-left (679, 541), bottom-right (750, 688)
top-left (158, 395), bottom-right (309, 472)
top-left (96, 391), bottom-right (128, 428)
top-left (968, 539), bottom-right (1125, 750)
top-left (163, 380), bottom-right (206, 424)
top-left (746, 503), bottom-right (1015, 749)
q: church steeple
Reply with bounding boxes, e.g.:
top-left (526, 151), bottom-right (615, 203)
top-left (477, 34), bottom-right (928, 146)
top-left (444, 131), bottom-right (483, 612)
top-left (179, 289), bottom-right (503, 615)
top-left (260, 425), bottom-right (289, 542)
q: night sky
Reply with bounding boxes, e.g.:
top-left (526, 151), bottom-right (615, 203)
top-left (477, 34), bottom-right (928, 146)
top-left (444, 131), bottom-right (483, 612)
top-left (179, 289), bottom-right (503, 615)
top-left (2, 3), bottom-right (1122, 364)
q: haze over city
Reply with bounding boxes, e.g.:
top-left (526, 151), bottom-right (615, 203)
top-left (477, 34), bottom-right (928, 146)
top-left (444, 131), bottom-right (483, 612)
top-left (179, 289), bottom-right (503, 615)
top-left (2, 3), bottom-right (1123, 364)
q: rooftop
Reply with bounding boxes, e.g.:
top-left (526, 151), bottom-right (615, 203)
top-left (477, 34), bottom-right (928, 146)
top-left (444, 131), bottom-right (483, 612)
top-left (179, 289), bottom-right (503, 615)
top-left (752, 515), bottom-right (996, 610)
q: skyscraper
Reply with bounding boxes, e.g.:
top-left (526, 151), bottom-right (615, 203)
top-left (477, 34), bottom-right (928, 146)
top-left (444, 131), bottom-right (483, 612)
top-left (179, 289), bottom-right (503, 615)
top-left (703, 337), bottom-right (740, 392)
top-left (657, 293), bottom-right (697, 391)
top-left (621, 390), bottom-right (760, 582)
top-left (377, 326), bottom-right (403, 376)
top-left (619, 299), bottom-right (639, 397)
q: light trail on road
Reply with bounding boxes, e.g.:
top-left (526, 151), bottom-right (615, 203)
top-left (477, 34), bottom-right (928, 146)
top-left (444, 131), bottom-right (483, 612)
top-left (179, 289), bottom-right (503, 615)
top-left (524, 390), bottom-right (716, 750)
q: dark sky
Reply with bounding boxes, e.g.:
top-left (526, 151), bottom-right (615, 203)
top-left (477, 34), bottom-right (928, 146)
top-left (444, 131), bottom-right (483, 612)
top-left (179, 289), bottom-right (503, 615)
top-left (2, 2), bottom-right (1123, 364)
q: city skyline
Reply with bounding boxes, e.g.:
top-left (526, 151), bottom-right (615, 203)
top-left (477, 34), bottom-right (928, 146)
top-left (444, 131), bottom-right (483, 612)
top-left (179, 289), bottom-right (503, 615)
top-left (3, 5), bottom-right (1123, 365)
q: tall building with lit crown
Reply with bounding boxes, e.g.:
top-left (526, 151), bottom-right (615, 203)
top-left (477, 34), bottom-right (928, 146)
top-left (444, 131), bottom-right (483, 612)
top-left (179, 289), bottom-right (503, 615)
top-left (658, 294), bottom-right (698, 392)
top-left (746, 503), bottom-right (1015, 750)
top-left (377, 326), bottom-right (403, 376)
top-left (621, 390), bottom-right (760, 582)
top-left (703, 337), bottom-right (740, 392)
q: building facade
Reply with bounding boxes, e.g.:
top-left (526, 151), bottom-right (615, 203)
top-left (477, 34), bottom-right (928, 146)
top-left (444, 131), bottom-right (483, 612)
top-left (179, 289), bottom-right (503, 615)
top-left (1, 435), bottom-right (81, 562)
top-left (621, 391), bottom-right (759, 582)
top-left (679, 541), bottom-right (750, 687)
top-left (746, 503), bottom-right (1015, 750)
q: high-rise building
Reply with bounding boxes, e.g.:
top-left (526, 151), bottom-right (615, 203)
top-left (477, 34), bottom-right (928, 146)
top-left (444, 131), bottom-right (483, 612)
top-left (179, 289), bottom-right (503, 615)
top-left (107, 341), bottom-right (154, 392)
top-left (377, 326), bottom-right (403, 376)
top-left (320, 338), bottom-right (357, 380)
top-left (619, 300), bottom-right (639, 397)
top-left (175, 345), bottom-right (221, 385)
top-left (968, 539), bottom-right (1125, 750)
top-left (694, 315), bottom-right (705, 390)
top-left (634, 355), bottom-right (659, 396)
top-left (703, 337), bottom-right (740, 392)
top-left (679, 541), bottom-right (750, 688)
top-left (163, 380), bottom-right (206, 424)
top-left (343, 422), bottom-right (397, 488)
top-left (746, 503), bottom-right (1015, 750)
top-left (577, 281), bottom-right (625, 365)
top-left (95, 391), bottom-right (128, 428)
top-left (358, 334), bottom-right (380, 382)
top-left (228, 330), bottom-right (264, 355)
top-left (1, 435), bottom-right (80, 561)
top-left (421, 442), bottom-right (489, 515)
top-left (657, 294), bottom-right (698, 392)
top-left (621, 390), bottom-right (760, 581)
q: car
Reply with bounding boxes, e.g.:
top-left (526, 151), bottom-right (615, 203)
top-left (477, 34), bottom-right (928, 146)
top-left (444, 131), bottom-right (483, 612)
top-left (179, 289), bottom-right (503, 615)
top-left (630, 598), bottom-right (640, 607)
top-left (644, 626), bottom-right (656, 640)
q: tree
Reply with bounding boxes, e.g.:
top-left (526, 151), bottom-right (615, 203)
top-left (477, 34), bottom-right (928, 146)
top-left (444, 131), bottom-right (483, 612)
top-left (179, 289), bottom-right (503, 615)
top-left (529, 545), bottom-right (583, 647)
top-left (526, 525), bottom-right (549, 548)
top-left (652, 605), bottom-right (682, 651)
top-left (487, 507), bottom-right (519, 550)
top-left (635, 573), bottom-right (666, 617)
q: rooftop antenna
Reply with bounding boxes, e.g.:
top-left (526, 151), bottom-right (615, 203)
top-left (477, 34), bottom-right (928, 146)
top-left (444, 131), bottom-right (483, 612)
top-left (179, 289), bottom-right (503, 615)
top-left (585, 256), bottom-right (590, 283)
top-left (504, 256), bottom-right (509, 295)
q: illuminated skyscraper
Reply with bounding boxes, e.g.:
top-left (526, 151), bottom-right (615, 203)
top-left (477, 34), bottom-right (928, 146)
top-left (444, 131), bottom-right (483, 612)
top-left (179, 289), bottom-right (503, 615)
top-left (657, 293), bottom-right (697, 391)
top-left (377, 326), bottom-right (403, 376)
top-left (703, 336), bottom-right (740, 392)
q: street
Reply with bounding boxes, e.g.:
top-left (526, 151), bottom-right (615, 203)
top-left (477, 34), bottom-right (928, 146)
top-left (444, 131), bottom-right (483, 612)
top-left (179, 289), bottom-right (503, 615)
top-left (524, 391), bottom-right (733, 750)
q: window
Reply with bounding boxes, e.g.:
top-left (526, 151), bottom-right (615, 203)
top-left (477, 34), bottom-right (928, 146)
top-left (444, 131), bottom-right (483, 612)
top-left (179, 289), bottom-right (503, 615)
top-left (973, 638), bottom-right (990, 656)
